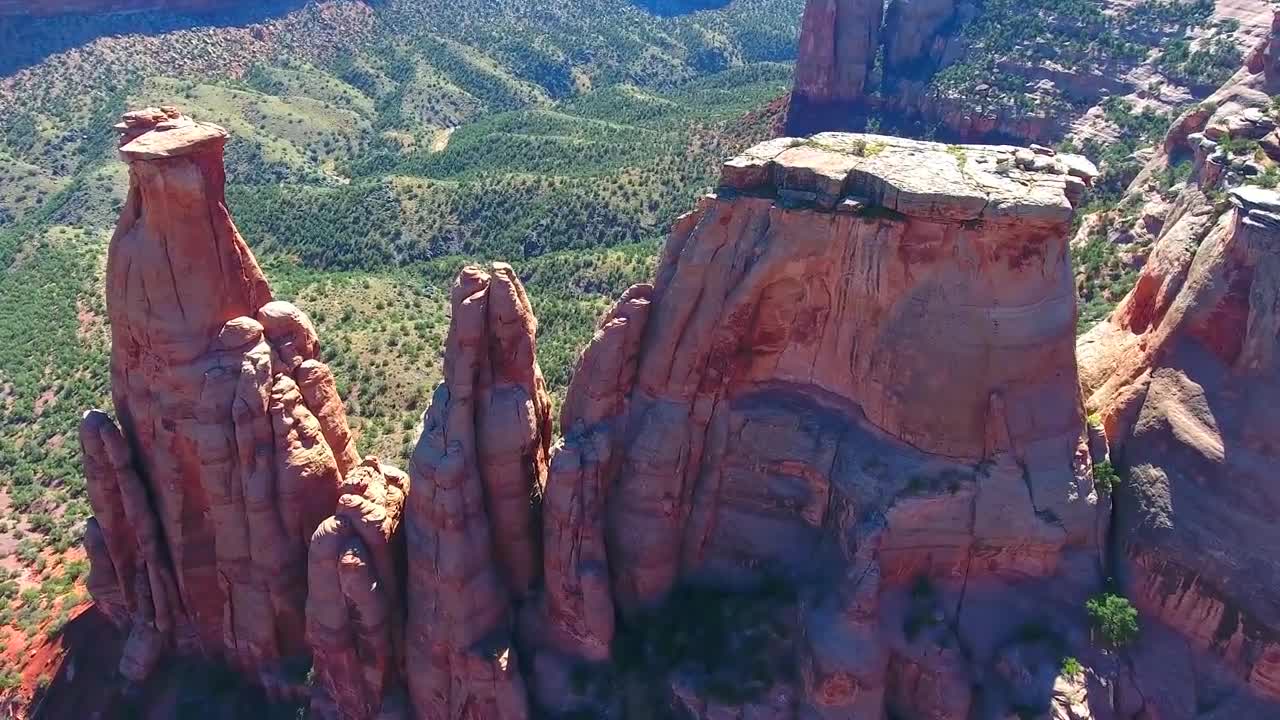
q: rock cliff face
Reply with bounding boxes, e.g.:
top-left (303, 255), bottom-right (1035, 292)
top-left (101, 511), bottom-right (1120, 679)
top-left (0, 0), bottom-right (252, 15)
top-left (787, 0), bottom-right (964, 137)
top-left (69, 103), bottom-right (1280, 719)
top-left (1070, 22), bottom-right (1280, 716)
top-left (1079, 178), bottom-right (1280, 720)
top-left (70, 106), bottom-right (1133, 720)
top-left (784, 0), bottom-right (1274, 143)
top-left (529, 133), bottom-right (1111, 720)
top-left (792, 0), bottom-right (884, 109)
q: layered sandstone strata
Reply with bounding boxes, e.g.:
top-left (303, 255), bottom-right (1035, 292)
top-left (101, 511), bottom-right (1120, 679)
top-left (81, 107), bottom-right (1280, 720)
top-left (1079, 185), bottom-right (1280, 717)
top-left (81, 107), bottom-right (364, 694)
top-left (1072, 33), bottom-right (1280, 714)
top-left (526, 133), bottom-right (1112, 719)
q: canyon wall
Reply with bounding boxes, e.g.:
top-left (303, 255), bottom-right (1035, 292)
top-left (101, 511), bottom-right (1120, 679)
top-left (57, 10), bottom-right (1280, 717)
top-left (1078, 186), bottom-right (1280, 718)
top-left (66, 104), bottom-right (1156, 719)
top-left (1067, 16), bottom-right (1280, 716)
top-left (784, 0), bottom-right (1275, 143)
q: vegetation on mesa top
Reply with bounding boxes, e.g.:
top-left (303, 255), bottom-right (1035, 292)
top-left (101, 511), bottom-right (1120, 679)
top-left (927, 0), bottom-right (1240, 118)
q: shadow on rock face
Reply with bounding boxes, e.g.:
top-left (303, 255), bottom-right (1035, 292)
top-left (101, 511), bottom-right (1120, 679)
top-left (28, 605), bottom-right (305, 720)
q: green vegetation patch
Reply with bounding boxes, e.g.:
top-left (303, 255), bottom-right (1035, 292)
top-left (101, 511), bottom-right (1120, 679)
top-left (1086, 592), bottom-right (1140, 647)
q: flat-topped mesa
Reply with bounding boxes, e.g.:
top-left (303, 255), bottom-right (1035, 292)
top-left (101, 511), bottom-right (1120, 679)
top-left (81, 108), bottom-right (371, 696)
top-left (686, 133), bottom-right (1096, 461)
top-left (722, 133), bottom-right (1095, 224)
top-left (534, 132), bottom-right (1110, 718)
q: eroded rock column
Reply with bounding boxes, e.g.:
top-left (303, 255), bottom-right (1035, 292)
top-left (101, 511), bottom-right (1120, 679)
top-left (403, 264), bottom-right (551, 720)
top-left (81, 107), bottom-right (361, 693)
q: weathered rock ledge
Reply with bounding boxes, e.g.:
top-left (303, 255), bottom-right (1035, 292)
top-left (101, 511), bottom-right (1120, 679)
top-left (721, 133), bottom-right (1097, 222)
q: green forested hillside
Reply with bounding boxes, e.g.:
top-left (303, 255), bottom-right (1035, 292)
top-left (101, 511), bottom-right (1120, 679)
top-left (0, 0), bottom-right (796, 647)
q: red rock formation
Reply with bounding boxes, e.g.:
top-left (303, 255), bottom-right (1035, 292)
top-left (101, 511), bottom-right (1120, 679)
top-left (1079, 184), bottom-right (1280, 716)
top-left (540, 284), bottom-right (651, 662)
top-left (882, 0), bottom-right (957, 75)
top-left (785, 0), bottom-right (1272, 143)
top-left (1070, 37), bottom-right (1280, 717)
top-left (527, 133), bottom-right (1112, 718)
top-left (786, 0), bottom-right (960, 136)
top-left (71, 103), bottom-right (1280, 720)
top-left (81, 107), bottom-right (359, 695)
top-left (403, 264), bottom-right (551, 720)
top-left (792, 0), bottom-right (883, 109)
top-left (308, 459), bottom-right (410, 720)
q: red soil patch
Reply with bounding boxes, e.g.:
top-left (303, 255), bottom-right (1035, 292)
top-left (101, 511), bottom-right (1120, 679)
top-left (0, 603), bottom-right (122, 720)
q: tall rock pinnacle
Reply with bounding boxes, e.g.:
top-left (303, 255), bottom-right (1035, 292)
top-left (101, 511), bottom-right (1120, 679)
top-left (786, 0), bottom-right (960, 136)
top-left (792, 0), bottom-right (884, 109)
top-left (83, 107), bottom-right (364, 694)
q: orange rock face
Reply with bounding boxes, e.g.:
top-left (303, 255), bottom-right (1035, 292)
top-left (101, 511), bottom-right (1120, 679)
top-left (73, 111), bottom-right (1122, 720)
top-left (70, 96), bottom-right (1280, 719)
top-left (1079, 185), bottom-right (1280, 716)
top-left (529, 134), bottom-right (1111, 719)
top-left (82, 107), bottom-right (361, 695)
top-left (1070, 24), bottom-right (1280, 715)
top-left (403, 264), bottom-right (550, 720)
